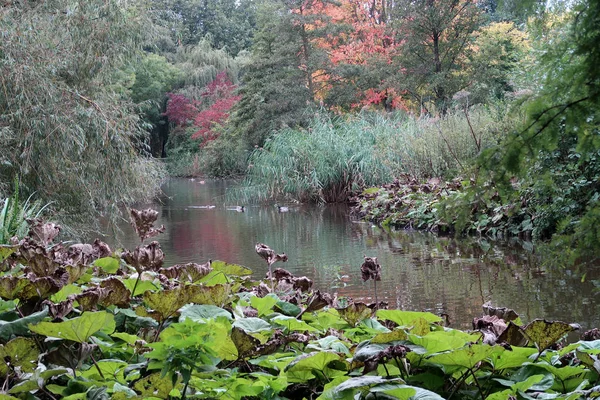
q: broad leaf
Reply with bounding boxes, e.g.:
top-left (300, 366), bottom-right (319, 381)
top-left (0, 337), bottom-right (39, 376)
top-left (427, 344), bottom-right (501, 370)
top-left (251, 295), bottom-right (279, 316)
top-left (122, 277), bottom-right (160, 296)
top-left (231, 327), bottom-right (261, 357)
top-left (272, 315), bottom-right (318, 332)
top-left (0, 276), bottom-right (29, 300)
top-left (100, 278), bottom-right (131, 308)
top-left (0, 307), bottom-right (48, 341)
top-left (210, 260), bottom-right (252, 276)
top-left (232, 317), bottom-right (272, 333)
top-left (133, 372), bottom-right (178, 399)
top-left (286, 351), bottom-right (342, 372)
top-left (377, 310), bottom-right (442, 326)
top-left (179, 304), bottom-right (233, 322)
top-left (408, 330), bottom-right (476, 354)
top-left (0, 245), bottom-right (17, 263)
top-left (337, 302), bottom-right (372, 326)
top-left (94, 257), bottom-right (120, 274)
top-left (29, 311), bottom-right (115, 343)
top-left (186, 284), bottom-right (232, 306)
top-left (371, 329), bottom-right (408, 344)
top-left (50, 284), bottom-right (83, 303)
top-left (524, 320), bottom-right (578, 352)
top-left (143, 287), bottom-right (189, 321)
top-left (489, 346), bottom-right (537, 371)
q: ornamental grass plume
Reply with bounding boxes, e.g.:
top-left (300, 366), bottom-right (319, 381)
top-left (255, 243), bottom-right (288, 291)
top-left (361, 255), bottom-right (381, 306)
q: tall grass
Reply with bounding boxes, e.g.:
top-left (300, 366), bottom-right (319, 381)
top-left (232, 107), bottom-right (507, 203)
top-left (233, 115), bottom-right (394, 203)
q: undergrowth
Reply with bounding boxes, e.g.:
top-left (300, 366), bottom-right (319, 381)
top-left (0, 212), bottom-right (599, 399)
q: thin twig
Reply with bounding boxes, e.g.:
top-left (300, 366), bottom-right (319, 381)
top-left (435, 121), bottom-right (465, 171)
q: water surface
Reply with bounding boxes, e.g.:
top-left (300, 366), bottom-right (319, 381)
top-left (109, 178), bottom-right (600, 330)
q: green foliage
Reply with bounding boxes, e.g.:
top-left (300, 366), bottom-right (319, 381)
top-left (0, 0), bottom-right (165, 230)
top-left (0, 184), bottom-right (50, 245)
top-left (390, 0), bottom-right (483, 112)
top-left (467, 21), bottom-right (531, 104)
top-left (149, 0), bottom-right (257, 56)
top-left (0, 216), bottom-right (598, 398)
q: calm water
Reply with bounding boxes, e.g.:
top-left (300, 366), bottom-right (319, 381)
top-left (107, 178), bottom-right (600, 331)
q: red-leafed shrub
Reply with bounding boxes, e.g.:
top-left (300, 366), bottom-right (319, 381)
top-left (164, 93), bottom-right (196, 126)
top-left (165, 72), bottom-right (240, 146)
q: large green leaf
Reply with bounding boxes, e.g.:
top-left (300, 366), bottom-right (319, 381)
top-left (29, 311), bottom-right (115, 343)
top-left (533, 362), bottom-right (587, 382)
top-left (272, 315), bottom-right (318, 332)
top-left (122, 278), bottom-right (160, 296)
top-left (285, 351), bottom-right (342, 373)
top-left (232, 317), bottom-right (272, 333)
top-left (0, 337), bottom-right (39, 376)
top-left (489, 346), bottom-right (537, 371)
top-left (80, 359), bottom-right (128, 383)
top-left (50, 284), bottom-right (83, 303)
top-left (371, 384), bottom-right (445, 399)
top-left (210, 260), bottom-right (252, 276)
top-left (250, 294), bottom-right (279, 316)
top-left (427, 344), bottom-right (501, 370)
top-left (0, 307), bottom-right (48, 341)
top-left (408, 330), bottom-right (475, 355)
top-left (94, 257), bottom-right (120, 274)
top-left (331, 376), bottom-right (401, 393)
top-left (179, 304), bottom-right (233, 322)
top-left (377, 310), bottom-right (442, 326)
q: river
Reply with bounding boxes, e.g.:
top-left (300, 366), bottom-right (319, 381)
top-left (107, 178), bottom-right (600, 331)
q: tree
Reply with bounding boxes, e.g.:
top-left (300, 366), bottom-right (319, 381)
top-left (468, 0), bottom-right (600, 260)
top-left (227, 0), bottom-right (330, 148)
top-left (466, 21), bottom-right (530, 104)
top-left (0, 0), bottom-right (164, 229)
top-left (149, 0), bottom-right (257, 55)
top-left (314, 0), bottom-right (406, 111)
top-left (390, 0), bottom-right (482, 113)
top-left (129, 53), bottom-right (183, 157)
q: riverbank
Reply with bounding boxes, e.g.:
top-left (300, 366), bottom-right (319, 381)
top-left (350, 176), bottom-right (537, 240)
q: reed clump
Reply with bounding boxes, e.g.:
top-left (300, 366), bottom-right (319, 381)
top-left (233, 108), bottom-right (506, 203)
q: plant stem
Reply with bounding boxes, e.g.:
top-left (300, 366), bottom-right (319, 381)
top-left (373, 279), bottom-right (378, 308)
top-left (131, 273), bottom-right (142, 297)
top-left (469, 368), bottom-right (484, 400)
top-left (90, 353), bottom-right (106, 380)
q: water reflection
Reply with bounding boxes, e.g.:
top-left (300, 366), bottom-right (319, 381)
top-left (107, 178), bottom-right (600, 330)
